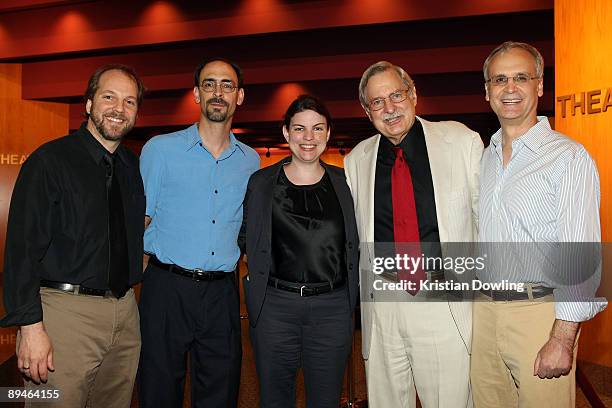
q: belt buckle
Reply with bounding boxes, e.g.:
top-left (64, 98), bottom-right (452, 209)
top-left (59, 283), bottom-right (77, 294)
top-left (300, 285), bottom-right (307, 297)
top-left (193, 268), bottom-right (204, 281)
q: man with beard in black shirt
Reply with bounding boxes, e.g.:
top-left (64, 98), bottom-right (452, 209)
top-left (1, 64), bottom-right (145, 408)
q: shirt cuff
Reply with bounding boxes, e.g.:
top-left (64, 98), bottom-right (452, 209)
top-left (555, 299), bottom-right (608, 322)
top-left (0, 301), bottom-right (43, 328)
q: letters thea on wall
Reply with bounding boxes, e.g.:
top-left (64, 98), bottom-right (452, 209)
top-left (557, 88), bottom-right (612, 118)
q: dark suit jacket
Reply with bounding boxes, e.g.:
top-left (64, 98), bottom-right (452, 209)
top-left (238, 157), bottom-right (360, 327)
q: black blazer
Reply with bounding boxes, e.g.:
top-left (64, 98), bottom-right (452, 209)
top-left (238, 157), bottom-right (360, 327)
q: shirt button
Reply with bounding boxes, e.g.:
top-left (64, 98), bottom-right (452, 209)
top-left (212, 220), bottom-right (216, 224)
top-left (212, 251), bottom-right (215, 255)
top-left (214, 190), bottom-right (218, 194)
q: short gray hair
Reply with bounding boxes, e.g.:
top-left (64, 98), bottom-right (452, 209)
top-left (358, 61), bottom-right (415, 108)
top-left (483, 41), bottom-right (544, 81)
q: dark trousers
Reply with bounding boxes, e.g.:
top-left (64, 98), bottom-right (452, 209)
top-left (249, 284), bottom-right (353, 408)
top-left (138, 262), bottom-right (241, 408)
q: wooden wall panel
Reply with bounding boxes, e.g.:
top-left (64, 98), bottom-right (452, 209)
top-left (0, 63), bottom-right (68, 363)
top-left (555, 0), bottom-right (612, 367)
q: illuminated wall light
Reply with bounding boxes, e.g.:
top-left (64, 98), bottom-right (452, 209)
top-left (236, 0), bottom-right (299, 31)
top-left (140, 1), bottom-right (183, 25)
top-left (52, 10), bottom-right (92, 34)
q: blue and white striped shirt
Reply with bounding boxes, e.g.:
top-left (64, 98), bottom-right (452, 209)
top-left (479, 116), bottom-right (607, 322)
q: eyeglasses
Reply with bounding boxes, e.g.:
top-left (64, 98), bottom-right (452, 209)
top-left (367, 89), bottom-right (411, 111)
top-left (486, 74), bottom-right (540, 87)
top-left (199, 80), bottom-right (238, 93)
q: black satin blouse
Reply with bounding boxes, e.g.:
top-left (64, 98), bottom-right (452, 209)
top-left (271, 167), bottom-right (347, 284)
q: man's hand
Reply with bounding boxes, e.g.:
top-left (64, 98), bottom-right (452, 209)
top-left (534, 319), bottom-right (579, 379)
top-left (17, 322), bottom-right (54, 383)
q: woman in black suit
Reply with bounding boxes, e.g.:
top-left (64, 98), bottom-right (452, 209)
top-left (238, 95), bottom-right (359, 407)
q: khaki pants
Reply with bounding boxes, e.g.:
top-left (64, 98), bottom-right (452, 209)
top-left (22, 287), bottom-right (140, 408)
top-left (471, 294), bottom-right (577, 408)
top-left (365, 301), bottom-right (471, 408)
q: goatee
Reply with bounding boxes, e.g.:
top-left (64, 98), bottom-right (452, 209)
top-left (205, 98), bottom-right (229, 122)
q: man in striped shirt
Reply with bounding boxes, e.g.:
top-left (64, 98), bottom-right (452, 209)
top-left (471, 41), bottom-right (607, 407)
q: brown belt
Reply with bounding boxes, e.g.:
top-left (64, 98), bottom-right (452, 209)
top-left (480, 286), bottom-right (554, 301)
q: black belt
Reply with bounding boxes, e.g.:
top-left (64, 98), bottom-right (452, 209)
top-left (40, 280), bottom-right (120, 298)
top-left (480, 286), bottom-right (554, 301)
top-left (149, 256), bottom-right (230, 281)
top-left (267, 277), bottom-right (344, 297)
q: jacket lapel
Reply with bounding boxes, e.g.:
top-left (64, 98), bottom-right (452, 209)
top-left (419, 117), bottom-right (452, 242)
top-left (360, 136), bottom-right (379, 244)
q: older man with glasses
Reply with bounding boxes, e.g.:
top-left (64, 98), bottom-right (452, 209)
top-left (138, 58), bottom-right (260, 408)
top-left (344, 61), bottom-right (483, 408)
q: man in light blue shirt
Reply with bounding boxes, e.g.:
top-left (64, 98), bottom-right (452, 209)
top-left (472, 41), bottom-right (606, 408)
top-left (138, 58), bottom-right (260, 408)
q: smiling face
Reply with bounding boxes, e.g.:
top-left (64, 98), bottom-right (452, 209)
top-left (86, 69), bottom-right (138, 144)
top-left (485, 47), bottom-right (543, 129)
top-left (193, 60), bottom-right (244, 123)
top-left (363, 69), bottom-right (417, 145)
top-left (283, 109), bottom-right (330, 164)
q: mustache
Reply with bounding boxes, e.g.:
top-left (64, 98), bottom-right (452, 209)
top-left (206, 97), bottom-right (229, 107)
top-left (104, 111), bottom-right (128, 121)
top-left (382, 112), bottom-right (402, 121)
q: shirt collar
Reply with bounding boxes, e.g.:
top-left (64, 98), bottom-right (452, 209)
top-left (490, 116), bottom-right (551, 153)
top-left (398, 117), bottom-right (424, 151)
top-left (77, 122), bottom-right (128, 165)
top-left (185, 123), bottom-right (247, 156)
top-left (378, 117), bottom-right (424, 155)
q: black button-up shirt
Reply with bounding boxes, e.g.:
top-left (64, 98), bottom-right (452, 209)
top-left (374, 119), bottom-right (442, 259)
top-left (1, 123), bottom-right (145, 327)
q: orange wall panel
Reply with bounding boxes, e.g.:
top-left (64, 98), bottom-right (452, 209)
top-left (0, 63), bottom-right (69, 363)
top-left (555, 0), bottom-right (612, 367)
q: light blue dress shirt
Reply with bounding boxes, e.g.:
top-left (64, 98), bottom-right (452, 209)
top-left (141, 124), bottom-right (260, 272)
top-left (479, 116), bottom-right (606, 322)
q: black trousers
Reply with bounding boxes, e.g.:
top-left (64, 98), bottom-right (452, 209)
top-left (138, 262), bottom-right (241, 408)
top-left (249, 284), bottom-right (353, 408)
